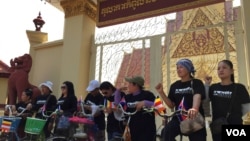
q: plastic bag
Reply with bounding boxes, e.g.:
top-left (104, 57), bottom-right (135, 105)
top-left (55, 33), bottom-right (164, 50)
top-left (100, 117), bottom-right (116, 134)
top-left (57, 115), bottom-right (70, 129)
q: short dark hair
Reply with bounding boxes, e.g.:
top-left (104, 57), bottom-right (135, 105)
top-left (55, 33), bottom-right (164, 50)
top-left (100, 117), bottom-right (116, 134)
top-left (24, 88), bottom-right (33, 98)
top-left (100, 81), bottom-right (116, 91)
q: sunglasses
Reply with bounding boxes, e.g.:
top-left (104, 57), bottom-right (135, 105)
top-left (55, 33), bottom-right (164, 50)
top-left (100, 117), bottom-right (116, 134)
top-left (61, 86), bottom-right (66, 89)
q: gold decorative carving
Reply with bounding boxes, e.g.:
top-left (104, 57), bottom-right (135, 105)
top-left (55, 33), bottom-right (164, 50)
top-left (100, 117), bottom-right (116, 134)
top-left (172, 9), bottom-right (235, 58)
top-left (163, 4), bottom-right (239, 90)
top-left (243, 112), bottom-right (250, 125)
top-left (189, 9), bottom-right (213, 28)
top-left (60, 0), bottom-right (97, 21)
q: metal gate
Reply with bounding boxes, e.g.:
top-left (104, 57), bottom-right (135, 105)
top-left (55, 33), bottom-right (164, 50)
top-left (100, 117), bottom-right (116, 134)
top-left (93, 2), bottom-right (249, 93)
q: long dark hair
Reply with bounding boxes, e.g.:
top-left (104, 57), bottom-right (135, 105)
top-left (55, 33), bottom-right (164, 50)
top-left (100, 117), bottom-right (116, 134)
top-left (62, 81), bottom-right (75, 97)
top-left (219, 59), bottom-right (234, 83)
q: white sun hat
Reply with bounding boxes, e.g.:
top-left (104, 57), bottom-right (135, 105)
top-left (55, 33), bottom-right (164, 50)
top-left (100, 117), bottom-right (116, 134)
top-left (39, 81), bottom-right (53, 92)
top-left (86, 80), bottom-right (100, 92)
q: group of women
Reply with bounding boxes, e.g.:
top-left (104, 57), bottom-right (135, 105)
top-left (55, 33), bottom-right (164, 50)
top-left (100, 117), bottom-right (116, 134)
top-left (4, 58), bottom-right (250, 141)
top-left (112, 58), bottom-right (250, 141)
top-left (4, 80), bottom-right (77, 139)
top-left (155, 59), bottom-right (250, 141)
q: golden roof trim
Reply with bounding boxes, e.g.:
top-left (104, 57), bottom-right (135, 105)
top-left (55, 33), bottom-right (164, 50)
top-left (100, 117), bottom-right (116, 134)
top-left (61, 0), bottom-right (97, 21)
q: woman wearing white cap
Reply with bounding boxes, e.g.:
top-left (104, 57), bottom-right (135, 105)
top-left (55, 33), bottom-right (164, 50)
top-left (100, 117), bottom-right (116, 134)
top-left (155, 58), bottom-right (207, 141)
top-left (84, 80), bottom-right (106, 141)
top-left (29, 80), bottom-right (57, 138)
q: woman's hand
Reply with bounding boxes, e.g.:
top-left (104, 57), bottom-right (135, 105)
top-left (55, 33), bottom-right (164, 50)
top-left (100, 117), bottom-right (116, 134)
top-left (188, 108), bottom-right (198, 119)
top-left (83, 105), bottom-right (92, 111)
top-left (155, 83), bottom-right (164, 94)
top-left (59, 110), bottom-right (64, 114)
top-left (204, 76), bottom-right (212, 85)
top-left (12, 111), bottom-right (18, 116)
top-left (155, 83), bottom-right (175, 108)
top-left (26, 103), bottom-right (32, 110)
top-left (119, 87), bottom-right (128, 94)
top-left (104, 108), bottom-right (113, 114)
top-left (135, 101), bottom-right (145, 111)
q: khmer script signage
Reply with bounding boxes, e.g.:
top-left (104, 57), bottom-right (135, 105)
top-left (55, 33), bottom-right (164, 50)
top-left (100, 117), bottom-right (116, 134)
top-left (97, 0), bottom-right (225, 27)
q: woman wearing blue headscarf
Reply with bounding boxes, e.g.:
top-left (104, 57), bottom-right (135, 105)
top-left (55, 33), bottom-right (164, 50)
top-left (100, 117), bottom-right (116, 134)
top-left (155, 58), bottom-right (207, 141)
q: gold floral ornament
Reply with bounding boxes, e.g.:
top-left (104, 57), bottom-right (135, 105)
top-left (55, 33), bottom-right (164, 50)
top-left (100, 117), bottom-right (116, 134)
top-left (243, 112), bottom-right (250, 125)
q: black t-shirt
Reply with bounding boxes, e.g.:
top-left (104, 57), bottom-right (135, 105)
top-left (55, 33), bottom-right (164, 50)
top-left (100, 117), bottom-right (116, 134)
top-left (16, 102), bottom-right (33, 127)
top-left (84, 93), bottom-right (105, 130)
top-left (168, 79), bottom-right (206, 115)
top-left (32, 93), bottom-right (57, 119)
top-left (105, 94), bottom-right (125, 134)
top-left (209, 83), bottom-right (250, 124)
top-left (16, 102), bottom-right (33, 115)
top-left (57, 95), bottom-right (78, 117)
top-left (125, 90), bottom-right (156, 141)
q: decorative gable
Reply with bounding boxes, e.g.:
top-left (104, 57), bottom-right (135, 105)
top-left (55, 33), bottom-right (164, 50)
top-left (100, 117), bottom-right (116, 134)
top-left (0, 60), bottom-right (10, 78)
top-left (172, 8), bottom-right (235, 58)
